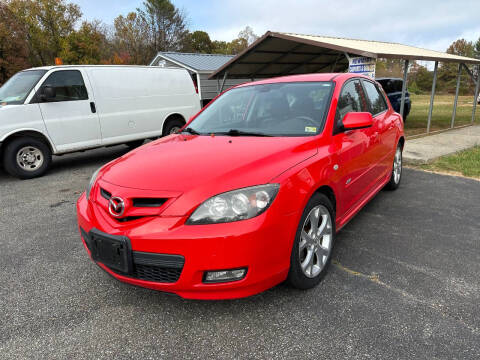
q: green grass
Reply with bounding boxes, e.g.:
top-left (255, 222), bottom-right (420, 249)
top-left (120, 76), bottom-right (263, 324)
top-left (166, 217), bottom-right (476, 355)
top-left (417, 146), bottom-right (480, 179)
top-left (405, 94), bottom-right (480, 136)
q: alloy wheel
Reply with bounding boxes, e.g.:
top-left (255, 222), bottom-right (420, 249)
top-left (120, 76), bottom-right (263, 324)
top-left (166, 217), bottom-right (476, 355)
top-left (299, 205), bottom-right (333, 278)
top-left (393, 146), bottom-right (402, 184)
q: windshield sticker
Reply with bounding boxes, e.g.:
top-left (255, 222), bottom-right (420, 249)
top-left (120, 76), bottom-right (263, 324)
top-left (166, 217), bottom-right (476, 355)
top-left (305, 126), bottom-right (317, 133)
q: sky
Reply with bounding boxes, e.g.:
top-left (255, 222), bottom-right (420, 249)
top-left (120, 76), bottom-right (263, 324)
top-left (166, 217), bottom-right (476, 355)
top-left (75, 0), bottom-right (480, 55)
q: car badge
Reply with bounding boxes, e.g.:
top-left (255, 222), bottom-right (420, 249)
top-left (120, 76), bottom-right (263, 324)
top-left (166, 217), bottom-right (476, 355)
top-left (108, 196), bottom-right (125, 217)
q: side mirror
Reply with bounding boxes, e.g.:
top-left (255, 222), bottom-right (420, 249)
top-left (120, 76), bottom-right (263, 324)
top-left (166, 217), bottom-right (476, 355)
top-left (40, 86), bottom-right (56, 102)
top-left (342, 112), bottom-right (373, 131)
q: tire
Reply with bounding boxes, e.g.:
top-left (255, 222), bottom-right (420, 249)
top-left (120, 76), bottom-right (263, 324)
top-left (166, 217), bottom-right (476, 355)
top-left (125, 140), bottom-right (144, 150)
top-left (385, 143), bottom-right (403, 190)
top-left (163, 117), bottom-right (185, 136)
top-left (3, 137), bottom-right (52, 179)
top-left (287, 193), bottom-right (336, 290)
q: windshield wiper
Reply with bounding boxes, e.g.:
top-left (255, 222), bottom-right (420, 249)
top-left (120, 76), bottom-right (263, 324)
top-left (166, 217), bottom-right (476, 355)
top-left (182, 127), bottom-right (201, 135)
top-left (214, 129), bottom-right (273, 137)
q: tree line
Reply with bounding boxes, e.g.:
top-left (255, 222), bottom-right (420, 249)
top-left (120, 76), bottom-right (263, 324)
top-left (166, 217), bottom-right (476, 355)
top-left (0, 0), bottom-right (258, 84)
top-left (1, 0), bottom-right (479, 95)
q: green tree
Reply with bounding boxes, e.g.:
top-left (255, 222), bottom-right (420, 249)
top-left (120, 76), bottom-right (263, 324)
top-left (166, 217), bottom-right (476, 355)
top-left (60, 20), bottom-right (108, 64)
top-left (182, 31), bottom-right (213, 53)
top-left (0, 2), bottom-right (30, 84)
top-left (139, 0), bottom-right (189, 56)
top-left (438, 39), bottom-right (475, 94)
top-left (8, 0), bottom-right (82, 66)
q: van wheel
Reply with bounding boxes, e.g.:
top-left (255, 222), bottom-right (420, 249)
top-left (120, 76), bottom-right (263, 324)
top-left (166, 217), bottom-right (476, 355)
top-left (287, 193), bottom-right (335, 290)
top-left (3, 137), bottom-right (52, 179)
top-left (163, 117), bottom-right (185, 136)
top-left (125, 140), bottom-right (144, 150)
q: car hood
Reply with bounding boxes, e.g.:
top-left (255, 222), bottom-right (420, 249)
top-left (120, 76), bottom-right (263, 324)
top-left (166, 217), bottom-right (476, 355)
top-left (100, 134), bottom-right (317, 215)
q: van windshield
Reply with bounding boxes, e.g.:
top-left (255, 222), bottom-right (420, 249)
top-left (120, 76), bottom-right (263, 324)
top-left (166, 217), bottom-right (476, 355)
top-left (0, 70), bottom-right (47, 105)
top-left (187, 82), bottom-right (333, 137)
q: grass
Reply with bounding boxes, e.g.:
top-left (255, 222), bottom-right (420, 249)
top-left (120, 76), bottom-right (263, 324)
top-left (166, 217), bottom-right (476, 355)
top-left (415, 146), bottom-right (480, 179)
top-left (405, 94), bottom-right (480, 136)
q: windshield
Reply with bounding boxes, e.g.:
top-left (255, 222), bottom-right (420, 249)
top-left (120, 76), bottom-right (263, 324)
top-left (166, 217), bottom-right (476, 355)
top-left (188, 82), bottom-right (333, 136)
top-left (0, 70), bottom-right (47, 105)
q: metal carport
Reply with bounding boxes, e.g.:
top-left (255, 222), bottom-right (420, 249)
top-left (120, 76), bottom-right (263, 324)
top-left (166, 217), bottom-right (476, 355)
top-left (210, 31), bottom-right (480, 135)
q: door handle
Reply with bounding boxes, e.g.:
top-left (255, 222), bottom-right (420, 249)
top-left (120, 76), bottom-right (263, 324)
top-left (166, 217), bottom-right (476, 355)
top-left (90, 102), bottom-right (96, 113)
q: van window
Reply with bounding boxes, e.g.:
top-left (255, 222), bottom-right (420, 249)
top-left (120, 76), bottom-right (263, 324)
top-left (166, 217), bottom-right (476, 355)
top-left (41, 70), bottom-right (88, 102)
top-left (362, 80), bottom-right (388, 116)
top-left (334, 80), bottom-right (368, 133)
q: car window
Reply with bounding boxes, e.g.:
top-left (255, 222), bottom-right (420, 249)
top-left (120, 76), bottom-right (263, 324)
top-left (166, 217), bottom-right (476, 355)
top-left (362, 80), bottom-right (388, 116)
top-left (334, 80), bottom-right (368, 133)
top-left (41, 70), bottom-right (88, 102)
top-left (189, 82), bottom-right (333, 137)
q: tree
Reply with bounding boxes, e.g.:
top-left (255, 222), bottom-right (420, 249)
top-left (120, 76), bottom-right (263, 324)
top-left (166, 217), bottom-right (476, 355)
top-left (474, 37), bottom-right (480, 59)
top-left (113, 12), bottom-right (150, 64)
top-left (61, 20), bottom-right (108, 64)
top-left (139, 0), bottom-right (189, 56)
top-left (8, 0), bottom-right (82, 66)
top-left (0, 2), bottom-right (30, 84)
top-left (238, 26), bottom-right (258, 45)
top-left (439, 39), bottom-right (475, 94)
top-left (182, 31), bottom-right (213, 53)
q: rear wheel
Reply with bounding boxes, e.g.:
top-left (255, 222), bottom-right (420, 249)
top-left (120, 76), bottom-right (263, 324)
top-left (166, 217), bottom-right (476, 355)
top-left (163, 117), bottom-right (185, 136)
top-left (3, 137), bottom-right (52, 179)
top-left (287, 193), bottom-right (335, 290)
top-left (385, 143), bottom-right (403, 190)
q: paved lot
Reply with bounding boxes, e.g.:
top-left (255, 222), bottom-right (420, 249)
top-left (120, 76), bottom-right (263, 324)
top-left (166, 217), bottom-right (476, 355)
top-left (1, 146), bottom-right (479, 359)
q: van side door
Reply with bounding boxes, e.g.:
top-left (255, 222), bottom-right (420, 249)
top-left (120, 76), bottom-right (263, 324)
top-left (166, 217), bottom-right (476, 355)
top-left (34, 69), bottom-right (101, 153)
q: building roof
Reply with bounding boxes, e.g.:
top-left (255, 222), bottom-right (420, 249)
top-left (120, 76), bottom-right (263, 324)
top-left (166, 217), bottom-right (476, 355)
top-left (152, 52), bottom-right (235, 72)
top-left (210, 31), bottom-right (480, 79)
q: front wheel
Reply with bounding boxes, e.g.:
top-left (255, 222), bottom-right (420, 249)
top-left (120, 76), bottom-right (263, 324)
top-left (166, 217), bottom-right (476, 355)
top-left (3, 137), bottom-right (52, 179)
top-left (287, 193), bottom-right (335, 290)
top-left (385, 143), bottom-right (403, 190)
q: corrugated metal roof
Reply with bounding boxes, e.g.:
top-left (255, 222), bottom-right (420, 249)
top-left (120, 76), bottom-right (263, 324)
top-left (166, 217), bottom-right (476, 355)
top-left (210, 31), bottom-right (480, 79)
top-left (279, 32), bottom-right (480, 63)
top-left (155, 52), bottom-right (234, 72)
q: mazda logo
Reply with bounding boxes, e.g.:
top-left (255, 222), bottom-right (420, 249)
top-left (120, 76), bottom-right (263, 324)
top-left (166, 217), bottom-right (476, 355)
top-left (108, 196), bottom-right (125, 217)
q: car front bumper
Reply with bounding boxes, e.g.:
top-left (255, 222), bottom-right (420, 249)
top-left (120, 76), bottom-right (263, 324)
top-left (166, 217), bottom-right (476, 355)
top-left (76, 192), bottom-right (299, 299)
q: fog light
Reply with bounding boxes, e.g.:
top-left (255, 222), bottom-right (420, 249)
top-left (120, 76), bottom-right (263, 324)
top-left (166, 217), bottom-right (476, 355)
top-left (204, 268), bottom-right (247, 283)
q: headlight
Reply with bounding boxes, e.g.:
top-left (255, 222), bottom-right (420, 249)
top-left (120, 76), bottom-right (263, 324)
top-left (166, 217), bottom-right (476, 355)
top-left (187, 184), bottom-right (280, 225)
top-left (86, 168), bottom-right (101, 200)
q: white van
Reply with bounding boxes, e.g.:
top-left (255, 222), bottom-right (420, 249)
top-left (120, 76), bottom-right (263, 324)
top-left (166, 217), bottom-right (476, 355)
top-left (0, 65), bottom-right (201, 179)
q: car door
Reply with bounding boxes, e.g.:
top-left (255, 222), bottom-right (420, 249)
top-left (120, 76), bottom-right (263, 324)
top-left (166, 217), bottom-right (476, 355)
top-left (34, 69), bottom-right (101, 152)
top-left (331, 79), bottom-right (377, 214)
top-left (361, 79), bottom-right (394, 179)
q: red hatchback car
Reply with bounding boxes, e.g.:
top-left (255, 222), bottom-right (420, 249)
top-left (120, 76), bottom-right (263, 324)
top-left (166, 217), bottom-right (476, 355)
top-left (77, 73), bottom-right (404, 299)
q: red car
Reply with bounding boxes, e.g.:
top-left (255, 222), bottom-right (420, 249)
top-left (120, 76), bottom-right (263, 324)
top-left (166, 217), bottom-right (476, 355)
top-left (77, 73), bottom-right (404, 299)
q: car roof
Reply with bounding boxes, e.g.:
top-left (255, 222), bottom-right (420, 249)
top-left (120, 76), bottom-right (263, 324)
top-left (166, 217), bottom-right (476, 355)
top-left (235, 73), bottom-right (372, 88)
top-left (22, 65), bottom-right (167, 72)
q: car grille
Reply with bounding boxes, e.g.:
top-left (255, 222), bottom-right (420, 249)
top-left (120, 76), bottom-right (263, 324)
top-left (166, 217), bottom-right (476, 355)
top-left (100, 187), bottom-right (167, 209)
top-left (132, 264), bottom-right (182, 283)
top-left (110, 251), bottom-right (184, 283)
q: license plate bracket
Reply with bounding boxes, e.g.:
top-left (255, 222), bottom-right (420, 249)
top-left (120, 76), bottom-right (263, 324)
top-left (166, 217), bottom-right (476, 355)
top-left (89, 229), bottom-right (132, 274)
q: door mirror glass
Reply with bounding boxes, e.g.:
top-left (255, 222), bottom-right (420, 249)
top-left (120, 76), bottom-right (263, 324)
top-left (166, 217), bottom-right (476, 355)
top-left (342, 112), bottom-right (373, 131)
top-left (40, 86), bottom-right (56, 101)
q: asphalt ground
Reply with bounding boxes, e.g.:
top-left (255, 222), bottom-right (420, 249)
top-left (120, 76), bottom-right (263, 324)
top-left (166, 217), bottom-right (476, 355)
top-left (0, 145), bottom-right (479, 359)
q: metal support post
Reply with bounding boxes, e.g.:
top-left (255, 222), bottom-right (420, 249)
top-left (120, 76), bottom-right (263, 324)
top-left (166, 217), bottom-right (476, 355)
top-left (427, 61), bottom-right (438, 133)
top-left (472, 65), bottom-right (480, 123)
top-left (451, 63), bottom-right (462, 128)
top-left (219, 71), bottom-right (228, 94)
top-left (399, 59), bottom-right (409, 119)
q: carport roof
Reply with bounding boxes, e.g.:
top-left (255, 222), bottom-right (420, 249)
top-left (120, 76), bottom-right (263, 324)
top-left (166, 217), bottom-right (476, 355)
top-left (210, 31), bottom-right (480, 79)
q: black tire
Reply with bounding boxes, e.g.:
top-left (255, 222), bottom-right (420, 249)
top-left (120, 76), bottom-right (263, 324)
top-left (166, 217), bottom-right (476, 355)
top-left (287, 193), bottom-right (336, 290)
top-left (385, 142), bottom-right (403, 191)
top-left (163, 117), bottom-right (185, 136)
top-left (3, 137), bottom-right (52, 179)
top-left (125, 140), bottom-right (144, 150)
